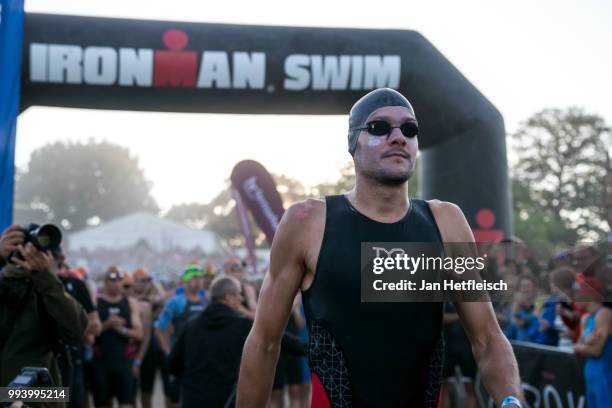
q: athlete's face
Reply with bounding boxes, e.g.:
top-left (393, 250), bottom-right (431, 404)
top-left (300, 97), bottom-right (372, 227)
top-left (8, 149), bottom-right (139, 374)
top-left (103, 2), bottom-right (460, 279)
top-left (104, 277), bottom-right (122, 296)
top-left (353, 106), bottom-right (418, 185)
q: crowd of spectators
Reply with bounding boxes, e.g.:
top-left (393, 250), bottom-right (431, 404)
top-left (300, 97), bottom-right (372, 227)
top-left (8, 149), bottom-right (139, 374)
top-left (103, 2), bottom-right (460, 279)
top-left (440, 240), bottom-right (612, 408)
top-left (2, 221), bottom-right (610, 408)
top-left (0, 225), bottom-right (306, 408)
top-left (485, 241), bottom-right (611, 349)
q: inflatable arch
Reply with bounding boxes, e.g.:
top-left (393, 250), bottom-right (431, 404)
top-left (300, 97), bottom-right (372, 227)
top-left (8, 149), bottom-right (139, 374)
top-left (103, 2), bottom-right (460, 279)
top-left (14, 13), bottom-right (511, 239)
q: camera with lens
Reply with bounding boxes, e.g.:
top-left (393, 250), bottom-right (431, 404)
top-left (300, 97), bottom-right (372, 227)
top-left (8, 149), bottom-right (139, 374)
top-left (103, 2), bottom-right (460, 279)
top-left (1, 368), bottom-right (55, 407)
top-left (8, 224), bottom-right (62, 263)
top-left (7, 367), bottom-right (54, 388)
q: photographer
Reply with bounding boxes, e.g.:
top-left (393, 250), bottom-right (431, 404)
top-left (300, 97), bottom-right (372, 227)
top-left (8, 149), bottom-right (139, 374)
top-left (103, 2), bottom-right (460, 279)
top-left (0, 225), bottom-right (88, 406)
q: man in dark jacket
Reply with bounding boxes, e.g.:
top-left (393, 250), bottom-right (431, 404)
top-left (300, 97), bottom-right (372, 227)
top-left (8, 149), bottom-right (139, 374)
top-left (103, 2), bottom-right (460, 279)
top-left (168, 276), bottom-right (304, 408)
top-left (0, 225), bottom-right (88, 407)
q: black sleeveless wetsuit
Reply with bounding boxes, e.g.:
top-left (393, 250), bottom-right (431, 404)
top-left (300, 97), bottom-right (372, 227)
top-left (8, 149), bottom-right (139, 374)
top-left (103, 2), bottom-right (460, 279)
top-left (302, 195), bottom-right (445, 408)
top-left (92, 296), bottom-right (134, 406)
top-left (95, 296), bottom-right (133, 368)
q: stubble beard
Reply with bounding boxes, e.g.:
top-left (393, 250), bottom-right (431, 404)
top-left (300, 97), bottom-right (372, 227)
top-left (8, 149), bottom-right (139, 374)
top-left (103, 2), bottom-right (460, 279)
top-left (362, 162), bottom-right (413, 187)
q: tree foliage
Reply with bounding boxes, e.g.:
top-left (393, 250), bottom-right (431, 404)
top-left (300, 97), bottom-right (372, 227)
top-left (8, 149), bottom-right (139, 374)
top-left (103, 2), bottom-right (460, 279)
top-left (511, 107), bottom-right (611, 244)
top-left (511, 176), bottom-right (578, 255)
top-left (166, 164), bottom-right (359, 247)
top-left (14, 141), bottom-right (158, 231)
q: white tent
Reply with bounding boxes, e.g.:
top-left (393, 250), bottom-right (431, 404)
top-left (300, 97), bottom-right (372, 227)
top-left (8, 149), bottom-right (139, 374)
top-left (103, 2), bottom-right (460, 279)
top-left (67, 212), bottom-right (227, 254)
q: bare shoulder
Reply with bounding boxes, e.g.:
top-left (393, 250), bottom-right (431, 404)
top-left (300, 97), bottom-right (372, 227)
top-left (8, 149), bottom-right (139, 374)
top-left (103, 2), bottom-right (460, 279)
top-left (426, 199), bottom-right (464, 219)
top-left (270, 198), bottom-right (326, 285)
top-left (276, 198), bottom-right (325, 240)
top-left (425, 199), bottom-right (473, 242)
top-left (275, 198), bottom-right (325, 247)
top-left (282, 197), bottom-right (325, 226)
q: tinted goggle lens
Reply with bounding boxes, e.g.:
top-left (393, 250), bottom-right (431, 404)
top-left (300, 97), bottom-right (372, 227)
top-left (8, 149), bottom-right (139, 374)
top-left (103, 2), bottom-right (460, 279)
top-left (366, 121), bottom-right (419, 138)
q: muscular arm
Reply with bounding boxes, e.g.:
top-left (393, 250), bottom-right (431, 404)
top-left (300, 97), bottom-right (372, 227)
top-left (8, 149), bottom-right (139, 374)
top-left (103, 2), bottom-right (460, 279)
top-left (457, 301), bottom-right (522, 404)
top-left (114, 298), bottom-right (142, 341)
top-left (154, 298), bottom-right (176, 354)
top-left (234, 283), bottom-right (257, 319)
top-left (119, 297), bottom-right (143, 341)
top-left (429, 200), bottom-right (522, 405)
top-left (237, 201), bottom-right (318, 407)
top-left (136, 302), bottom-right (153, 360)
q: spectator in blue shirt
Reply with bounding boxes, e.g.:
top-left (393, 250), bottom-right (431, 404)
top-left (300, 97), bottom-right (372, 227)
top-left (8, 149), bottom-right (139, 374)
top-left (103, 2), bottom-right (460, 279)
top-left (505, 308), bottom-right (539, 342)
top-left (504, 273), bottom-right (539, 342)
top-left (154, 265), bottom-right (208, 354)
top-left (535, 268), bottom-right (575, 346)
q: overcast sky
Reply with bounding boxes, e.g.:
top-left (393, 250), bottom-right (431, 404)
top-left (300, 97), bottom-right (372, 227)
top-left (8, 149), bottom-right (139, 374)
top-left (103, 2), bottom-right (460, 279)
top-left (17, 0), bottom-right (612, 210)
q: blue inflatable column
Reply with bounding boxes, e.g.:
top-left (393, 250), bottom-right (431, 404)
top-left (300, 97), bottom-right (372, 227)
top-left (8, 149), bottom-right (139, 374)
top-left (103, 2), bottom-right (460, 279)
top-left (0, 0), bottom-right (25, 231)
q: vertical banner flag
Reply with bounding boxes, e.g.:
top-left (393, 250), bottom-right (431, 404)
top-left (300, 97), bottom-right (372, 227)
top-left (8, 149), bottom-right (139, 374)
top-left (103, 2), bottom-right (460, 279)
top-left (0, 0), bottom-right (24, 231)
top-left (231, 186), bottom-right (258, 274)
top-left (230, 160), bottom-right (285, 246)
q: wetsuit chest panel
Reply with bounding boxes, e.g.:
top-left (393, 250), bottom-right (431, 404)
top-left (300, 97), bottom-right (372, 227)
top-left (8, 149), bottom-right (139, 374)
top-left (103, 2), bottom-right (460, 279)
top-left (302, 195), bottom-right (445, 408)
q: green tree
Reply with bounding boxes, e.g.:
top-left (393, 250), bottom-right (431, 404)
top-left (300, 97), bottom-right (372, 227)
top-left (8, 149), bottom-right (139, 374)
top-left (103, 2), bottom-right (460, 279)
top-left (274, 173), bottom-right (309, 204)
top-left (166, 184), bottom-right (262, 247)
top-left (166, 174), bottom-right (310, 247)
top-left (511, 177), bottom-right (577, 255)
top-left (310, 162), bottom-right (355, 196)
top-left (511, 107), bottom-right (611, 243)
top-left (14, 141), bottom-right (158, 231)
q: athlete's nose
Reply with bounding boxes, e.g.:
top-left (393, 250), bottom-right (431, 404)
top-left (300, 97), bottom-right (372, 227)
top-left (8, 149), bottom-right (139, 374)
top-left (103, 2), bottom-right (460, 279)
top-left (387, 127), bottom-right (407, 146)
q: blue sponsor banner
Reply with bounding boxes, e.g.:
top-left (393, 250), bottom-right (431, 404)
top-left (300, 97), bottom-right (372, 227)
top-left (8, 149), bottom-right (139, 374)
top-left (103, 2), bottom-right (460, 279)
top-left (0, 0), bottom-right (24, 231)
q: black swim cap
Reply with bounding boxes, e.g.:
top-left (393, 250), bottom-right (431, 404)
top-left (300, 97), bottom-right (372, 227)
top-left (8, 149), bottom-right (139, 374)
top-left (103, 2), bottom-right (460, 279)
top-left (347, 88), bottom-right (414, 155)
